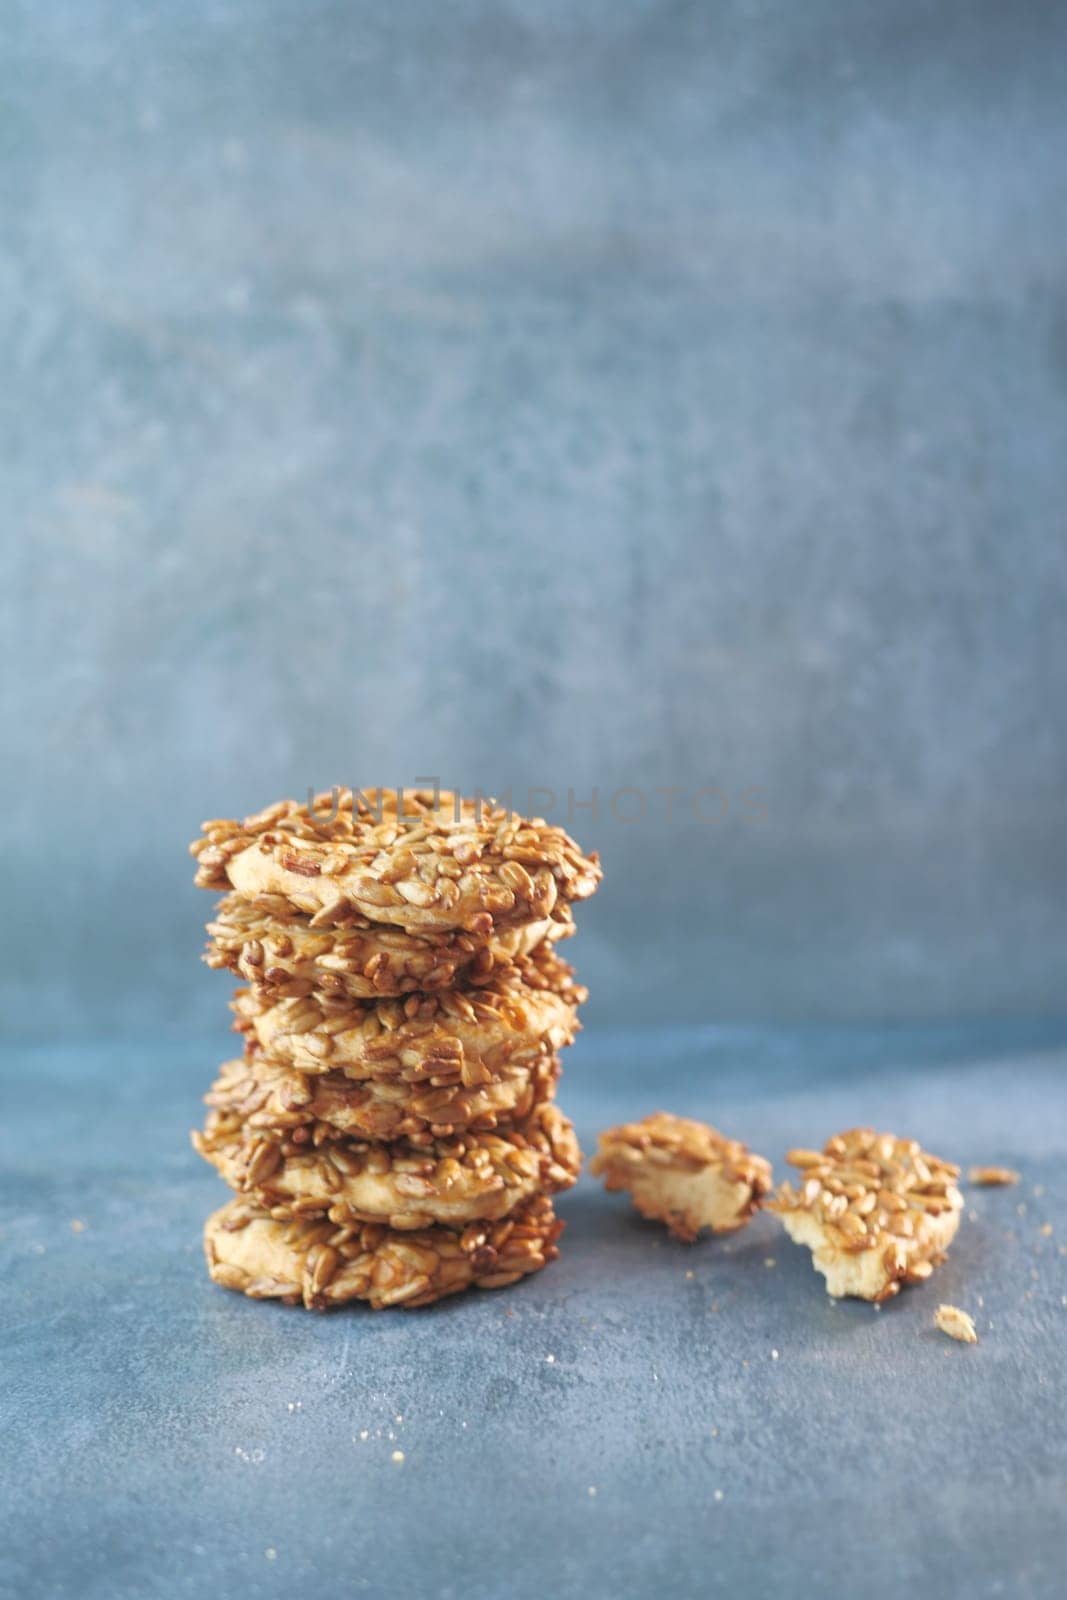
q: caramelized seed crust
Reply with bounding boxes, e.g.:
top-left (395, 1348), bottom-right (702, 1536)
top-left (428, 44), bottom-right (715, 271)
top-left (205, 1051), bottom-right (561, 1146)
top-left (228, 942), bottom-right (583, 1089)
top-left (204, 1192), bottom-right (564, 1310)
top-left (770, 1127), bottom-right (963, 1302)
top-left (227, 940), bottom-right (583, 1090)
top-left (190, 788), bottom-right (601, 934)
top-left (589, 1112), bottom-right (772, 1241)
top-left (204, 891), bottom-right (574, 1002)
top-left (194, 1099), bottom-right (581, 1230)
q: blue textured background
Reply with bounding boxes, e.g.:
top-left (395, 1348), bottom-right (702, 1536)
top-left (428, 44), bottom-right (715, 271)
top-left (4, 1024), bottom-right (1067, 1599)
top-left (4, 1), bottom-right (1067, 1033)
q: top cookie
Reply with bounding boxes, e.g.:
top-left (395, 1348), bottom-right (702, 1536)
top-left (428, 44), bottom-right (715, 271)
top-left (191, 788), bottom-right (601, 934)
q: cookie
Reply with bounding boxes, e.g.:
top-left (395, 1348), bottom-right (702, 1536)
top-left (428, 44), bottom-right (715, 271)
top-left (230, 945), bottom-right (584, 1089)
top-left (191, 788), bottom-right (601, 933)
top-left (205, 891), bottom-right (573, 1003)
top-left (205, 1051), bottom-right (561, 1146)
top-left (204, 1192), bottom-right (564, 1310)
top-left (769, 1128), bottom-right (963, 1301)
top-left (193, 1100), bottom-right (581, 1230)
top-left (590, 1112), bottom-right (772, 1241)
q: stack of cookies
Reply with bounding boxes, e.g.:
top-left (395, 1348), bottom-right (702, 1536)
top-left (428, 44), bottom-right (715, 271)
top-left (188, 788), bottom-right (601, 1310)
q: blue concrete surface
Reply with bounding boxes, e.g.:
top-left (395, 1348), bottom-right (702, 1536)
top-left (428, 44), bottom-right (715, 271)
top-left (4, 0), bottom-right (1067, 1035)
top-left (3, 1022), bottom-right (1066, 1599)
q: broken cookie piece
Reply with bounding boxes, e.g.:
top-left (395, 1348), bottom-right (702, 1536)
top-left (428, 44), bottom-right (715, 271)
top-left (769, 1128), bottom-right (963, 1302)
top-left (590, 1112), bottom-right (772, 1242)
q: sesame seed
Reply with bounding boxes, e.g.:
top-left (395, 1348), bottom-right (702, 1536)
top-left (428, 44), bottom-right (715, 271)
top-left (391, 1451), bottom-right (405, 1464)
top-left (968, 1166), bottom-right (1020, 1187)
top-left (771, 1349), bottom-right (779, 1361)
top-left (265, 1549), bottom-right (277, 1562)
top-left (713, 1490), bottom-right (724, 1502)
top-left (935, 1304), bottom-right (978, 1344)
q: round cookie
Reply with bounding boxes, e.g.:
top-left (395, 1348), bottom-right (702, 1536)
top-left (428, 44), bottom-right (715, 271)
top-left (230, 945), bottom-right (584, 1089)
top-left (193, 1100), bottom-right (581, 1230)
top-left (191, 787), bottom-right (601, 933)
top-left (205, 1051), bottom-right (561, 1145)
top-left (205, 891), bottom-right (573, 1003)
top-left (204, 1193), bottom-right (564, 1310)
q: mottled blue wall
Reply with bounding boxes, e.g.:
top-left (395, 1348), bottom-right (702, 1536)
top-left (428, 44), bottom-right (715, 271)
top-left (4, 0), bottom-right (1066, 1037)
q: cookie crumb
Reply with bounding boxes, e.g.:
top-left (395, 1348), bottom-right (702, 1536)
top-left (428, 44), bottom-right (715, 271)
top-left (935, 1304), bottom-right (978, 1344)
